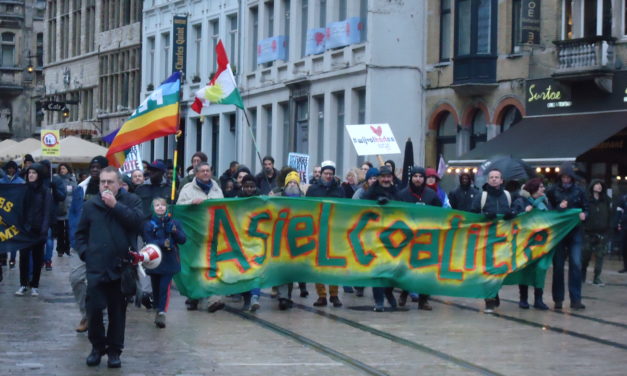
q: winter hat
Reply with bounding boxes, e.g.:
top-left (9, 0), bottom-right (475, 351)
top-left (425, 168), bottom-right (439, 179)
top-left (23, 154), bottom-right (35, 163)
top-left (410, 166), bottom-right (426, 177)
top-left (379, 165), bottom-right (393, 176)
top-left (90, 156), bottom-right (109, 168)
top-left (284, 171), bottom-right (301, 187)
top-left (365, 167), bottom-right (380, 180)
top-left (320, 160), bottom-right (336, 174)
top-left (241, 174), bottom-right (256, 186)
top-left (3, 160), bottom-right (18, 171)
top-left (148, 160), bottom-right (167, 172)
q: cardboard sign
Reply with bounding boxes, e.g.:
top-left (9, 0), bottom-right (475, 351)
top-left (345, 124), bottom-right (401, 156)
top-left (287, 152), bottom-right (310, 184)
top-left (119, 145), bottom-right (143, 175)
top-left (41, 130), bottom-right (60, 156)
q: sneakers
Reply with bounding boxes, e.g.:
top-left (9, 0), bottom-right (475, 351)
top-left (373, 305), bottom-right (385, 312)
top-left (299, 289), bottom-right (309, 298)
top-left (186, 299), bottom-right (199, 311)
top-left (250, 296), bottom-right (260, 312)
top-left (592, 279), bottom-right (605, 287)
top-left (155, 312), bottom-right (166, 328)
top-left (418, 301), bottom-right (433, 311)
top-left (570, 301), bottom-right (586, 310)
top-left (329, 296), bottom-right (342, 307)
top-left (207, 301), bottom-right (225, 313)
top-left (313, 297), bottom-right (327, 307)
top-left (44, 261), bottom-right (52, 271)
top-left (9, 260), bottom-right (15, 269)
top-left (76, 318), bottom-right (88, 333)
top-left (484, 300), bottom-right (496, 314)
top-left (15, 286), bottom-right (28, 296)
top-left (554, 301), bottom-right (563, 310)
top-left (278, 298), bottom-right (290, 311)
top-left (519, 300), bottom-right (530, 309)
top-left (533, 301), bottom-right (549, 310)
top-left (31, 288), bottom-right (40, 297)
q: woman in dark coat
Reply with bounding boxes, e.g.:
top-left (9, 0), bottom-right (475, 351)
top-left (142, 197), bottom-right (186, 328)
top-left (15, 163), bottom-right (52, 297)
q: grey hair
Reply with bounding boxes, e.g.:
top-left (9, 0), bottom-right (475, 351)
top-left (100, 166), bottom-right (123, 181)
top-left (194, 162), bottom-right (211, 174)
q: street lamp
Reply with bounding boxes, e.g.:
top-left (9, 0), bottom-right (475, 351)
top-left (26, 51), bottom-right (41, 73)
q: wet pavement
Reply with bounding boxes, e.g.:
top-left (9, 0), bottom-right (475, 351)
top-left (1, 252), bottom-right (626, 376)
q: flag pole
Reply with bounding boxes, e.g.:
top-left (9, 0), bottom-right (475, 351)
top-left (241, 109), bottom-right (271, 189)
top-left (170, 73), bottom-right (183, 202)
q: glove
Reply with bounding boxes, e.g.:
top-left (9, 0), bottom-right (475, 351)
top-left (484, 211), bottom-right (497, 220)
top-left (129, 251), bottom-right (144, 265)
top-left (377, 197), bottom-right (390, 205)
top-left (503, 210), bottom-right (516, 220)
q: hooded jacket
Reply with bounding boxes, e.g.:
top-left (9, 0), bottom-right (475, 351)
top-left (362, 181), bottom-right (400, 201)
top-left (23, 163), bottom-right (53, 240)
top-left (305, 177), bottom-right (345, 198)
top-left (584, 179), bottom-right (611, 233)
top-left (546, 165), bottom-right (588, 214)
top-left (398, 183), bottom-right (442, 207)
top-left (448, 173), bottom-right (479, 212)
top-left (471, 183), bottom-right (512, 215)
top-left (142, 213), bottom-right (187, 275)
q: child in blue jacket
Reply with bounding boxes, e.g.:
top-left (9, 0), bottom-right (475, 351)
top-left (142, 197), bottom-right (186, 328)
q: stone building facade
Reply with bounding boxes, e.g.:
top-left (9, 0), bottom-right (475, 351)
top-left (0, 0), bottom-right (46, 139)
top-left (42, 0), bottom-right (142, 141)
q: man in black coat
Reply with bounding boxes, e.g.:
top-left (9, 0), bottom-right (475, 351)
top-left (397, 166), bottom-right (443, 310)
top-left (255, 155), bottom-right (280, 195)
top-left (448, 172), bottom-right (479, 211)
top-left (135, 160), bottom-right (172, 219)
top-left (305, 160), bottom-right (344, 307)
top-left (546, 163), bottom-right (588, 310)
top-left (471, 168), bottom-right (516, 313)
top-left (75, 167), bottom-right (144, 368)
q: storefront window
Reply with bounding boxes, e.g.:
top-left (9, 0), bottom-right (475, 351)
top-left (470, 110), bottom-right (487, 149)
top-left (437, 112), bottom-right (458, 161)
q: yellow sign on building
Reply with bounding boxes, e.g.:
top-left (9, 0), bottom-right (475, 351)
top-left (41, 130), bottom-right (60, 156)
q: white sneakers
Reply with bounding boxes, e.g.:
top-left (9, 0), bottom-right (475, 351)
top-left (14, 286), bottom-right (39, 296)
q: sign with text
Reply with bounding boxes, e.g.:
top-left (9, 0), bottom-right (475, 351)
top-left (41, 130), bottom-right (60, 156)
top-left (171, 196), bottom-right (580, 298)
top-left (119, 145), bottom-right (143, 176)
top-left (287, 152), bottom-right (310, 184)
top-left (346, 123), bottom-right (401, 156)
top-left (257, 35), bottom-right (287, 64)
top-left (172, 15), bottom-right (188, 75)
top-left (520, 0), bottom-right (541, 45)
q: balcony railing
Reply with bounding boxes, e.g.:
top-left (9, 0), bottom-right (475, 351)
top-left (553, 36), bottom-right (616, 74)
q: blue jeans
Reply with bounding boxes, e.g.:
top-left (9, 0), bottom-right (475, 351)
top-left (44, 228), bottom-right (54, 263)
top-left (552, 226), bottom-right (583, 303)
top-left (373, 287), bottom-right (397, 308)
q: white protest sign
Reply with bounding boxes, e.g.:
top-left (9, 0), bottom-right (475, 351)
top-left (287, 152), bottom-right (310, 184)
top-left (119, 145), bottom-right (143, 175)
top-left (345, 123), bottom-right (401, 156)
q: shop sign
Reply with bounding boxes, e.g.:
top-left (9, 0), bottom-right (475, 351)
top-left (172, 15), bottom-right (188, 74)
top-left (520, 0), bottom-right (541, 45)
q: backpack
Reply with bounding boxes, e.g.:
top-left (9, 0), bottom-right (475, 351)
top-left (480, 190), bottom-right (511, 211)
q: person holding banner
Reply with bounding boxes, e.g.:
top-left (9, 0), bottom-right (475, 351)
top-left (306, 160), bottom-right (344, 307)
top-left (15, 163), bottom-right (52, 297)
top-left (362, 165), bottom-right (401, 311)
top-left (1, 161), bottom-right (25, 270)
top-left (176, 162), bottom-right (225, 312)
top-left (255, 156), bottom-right (280, 195)
top-left (398, 166), bottom-right (443, 311)
top-left (471, 168), bottom-right (517, 313)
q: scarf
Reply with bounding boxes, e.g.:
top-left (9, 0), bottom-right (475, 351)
top-left (196, 179), bottom-right (213, 194)
top-left (528, 195), bottom-right (548, 211)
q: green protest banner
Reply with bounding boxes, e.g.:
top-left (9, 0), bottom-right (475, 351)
top-left (172, 197), bottom-right (580, 299)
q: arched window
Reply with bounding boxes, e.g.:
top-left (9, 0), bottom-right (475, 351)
top-left (499, 105), bottom-right (522, 133)
top-left (437, 112), bottom-right (458, 160)
top-left (470, 110), bottom-right (487, 149)
top-left (1, 32), bottom-right (16, 67)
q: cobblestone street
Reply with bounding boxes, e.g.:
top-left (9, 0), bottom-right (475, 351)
top-left (1, 253), bottom-right (626, 376)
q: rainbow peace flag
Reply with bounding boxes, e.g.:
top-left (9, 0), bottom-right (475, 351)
top-left (106, 72), bottom-right (181, 167)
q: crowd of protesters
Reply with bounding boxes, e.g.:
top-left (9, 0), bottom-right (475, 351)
top-left (1, 152), bottom-right (627, 369)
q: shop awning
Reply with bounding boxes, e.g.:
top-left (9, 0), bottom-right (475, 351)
top-left (448, 111), bottom-right (627, 166)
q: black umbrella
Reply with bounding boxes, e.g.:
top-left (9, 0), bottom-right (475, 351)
top-left (477, 156), bottom-right (535, 187)
top-left (401, 138), bottom-right (414, 188)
